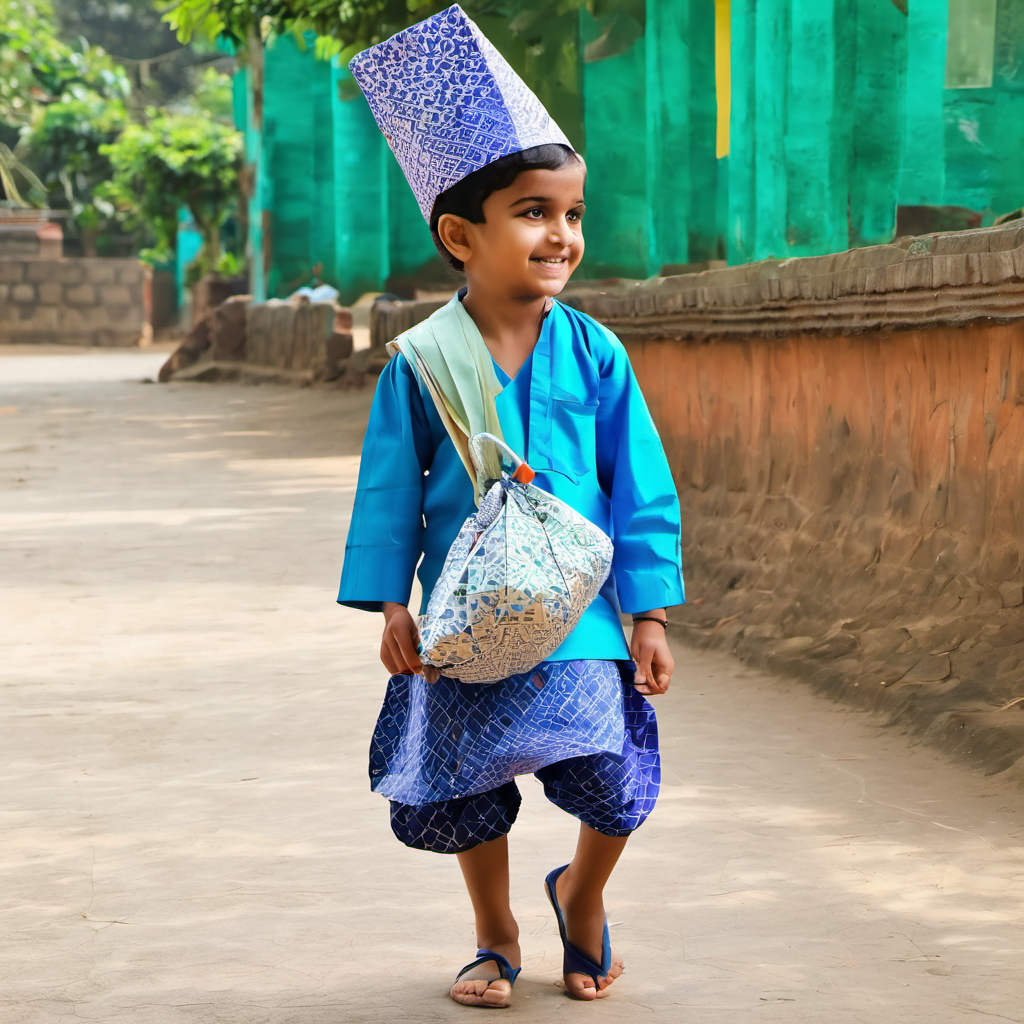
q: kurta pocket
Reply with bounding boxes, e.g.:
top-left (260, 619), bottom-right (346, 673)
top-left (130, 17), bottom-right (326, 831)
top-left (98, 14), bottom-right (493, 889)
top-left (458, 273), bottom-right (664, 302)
top-left (549, 392), bottom-right (598, 482)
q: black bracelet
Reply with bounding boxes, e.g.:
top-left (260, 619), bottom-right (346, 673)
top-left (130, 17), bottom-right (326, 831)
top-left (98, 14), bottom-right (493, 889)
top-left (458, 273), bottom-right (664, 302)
top-left (631, 616), bottom-right (668, 628)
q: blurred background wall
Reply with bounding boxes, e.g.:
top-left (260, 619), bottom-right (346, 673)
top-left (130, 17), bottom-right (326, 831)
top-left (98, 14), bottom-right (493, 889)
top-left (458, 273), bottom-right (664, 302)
top-left (236, 0), bottom-right (1024, 302)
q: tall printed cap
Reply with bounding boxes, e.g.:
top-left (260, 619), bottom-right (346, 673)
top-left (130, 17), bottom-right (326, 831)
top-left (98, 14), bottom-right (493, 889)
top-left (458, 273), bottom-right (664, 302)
top-left (349, 4), bottom-right (573, 221)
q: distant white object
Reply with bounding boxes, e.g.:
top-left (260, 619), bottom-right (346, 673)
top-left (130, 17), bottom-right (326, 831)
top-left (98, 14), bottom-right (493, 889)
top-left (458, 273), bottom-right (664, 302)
top-left (290, 284), bottom-right (339, 303)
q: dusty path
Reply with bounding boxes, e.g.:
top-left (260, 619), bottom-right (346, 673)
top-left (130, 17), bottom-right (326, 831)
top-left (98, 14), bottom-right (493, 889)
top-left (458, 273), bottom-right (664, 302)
top-left (2, 348), bottom-right (1023, 1024)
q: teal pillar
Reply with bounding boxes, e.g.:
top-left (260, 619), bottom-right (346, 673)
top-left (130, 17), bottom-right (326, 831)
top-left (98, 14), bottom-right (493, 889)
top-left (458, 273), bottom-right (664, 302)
top-left (262, 35), bottom-right (337, 296)
top-left (751, 0), bottom-right (789, 261)
top-left (785, 0), bottom-right (849, 257)
top-left (645, 0), bottom-right (691, 271)
top-left (685, 0), bottom-right (721, 262)
top-left (727, 0), bottom-right (757, 264)
top-left (645, 0), bottom-right (719, 270)
top-left (310, 46), bottom-right (337, 286)
top-left (331, 61), bottom-right (390, 302)
top-left (849, 0), bottom-right (907, 247)
top-left (386, 157), bottom-right (440, 283)
top-left (899, 1), bottom-right (947, 205)
top-left (580, 7), bottom-right (649, 279)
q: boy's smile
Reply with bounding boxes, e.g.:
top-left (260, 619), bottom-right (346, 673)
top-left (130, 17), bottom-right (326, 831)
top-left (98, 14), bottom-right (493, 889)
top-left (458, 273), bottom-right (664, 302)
top-left (459, 163), bottom-right (586, 301)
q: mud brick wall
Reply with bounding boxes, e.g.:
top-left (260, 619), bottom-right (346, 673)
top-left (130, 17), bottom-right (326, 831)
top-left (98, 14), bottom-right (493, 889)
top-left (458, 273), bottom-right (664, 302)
top-left (0, 258), bottom-right (148, 346)
top-left (563, 222), bottom-right (1024, 780)
top-left (373, 224), bottom-right (1024, 777)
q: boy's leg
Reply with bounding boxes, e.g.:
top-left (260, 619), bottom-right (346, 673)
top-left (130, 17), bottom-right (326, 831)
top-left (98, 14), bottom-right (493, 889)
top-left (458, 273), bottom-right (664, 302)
top-left (554, 824), bottom-right (628, 1000)
top-left (450, 835), bottom-right (522, 1007)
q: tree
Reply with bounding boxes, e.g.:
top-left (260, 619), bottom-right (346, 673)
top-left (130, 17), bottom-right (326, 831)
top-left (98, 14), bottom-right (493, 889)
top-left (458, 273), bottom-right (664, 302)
top-left (0, 0), bottom-right (129, 135)
top-left (161, 0), bottom-right (643, 64)
top-left (20, 92), bottom-right (128, 251)
top-left (100, 110), bottom-right (242, 273)
top-left (0, 0), bottom-right (130, 206)
top-left (51, 0), bottom-right (233, 117)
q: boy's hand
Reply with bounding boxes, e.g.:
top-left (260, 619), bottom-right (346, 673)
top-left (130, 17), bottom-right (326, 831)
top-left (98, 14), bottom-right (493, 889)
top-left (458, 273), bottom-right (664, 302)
top-left (380, 602), bottom-right (439, 681)
top-left (630, 615), bottom-right (674, 696)
top-left (381, 602), bottom-right (423, 676)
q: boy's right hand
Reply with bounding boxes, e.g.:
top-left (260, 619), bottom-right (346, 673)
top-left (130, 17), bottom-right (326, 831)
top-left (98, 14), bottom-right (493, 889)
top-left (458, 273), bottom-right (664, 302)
top-left (380, 602), bottom-right (439, 681)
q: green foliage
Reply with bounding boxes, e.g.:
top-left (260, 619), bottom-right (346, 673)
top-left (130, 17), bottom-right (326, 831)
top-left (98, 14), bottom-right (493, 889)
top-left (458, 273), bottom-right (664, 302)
top-left (161, 0), bottom-right (643, 63)
top-left (52, 0), bottom-right (203, 106)
top-left (171, 66), bottom-right (236, 122)
top-left (21, 91), bottom-right (128, 238)
top-left (0, 0), bottom-right (129, 132)
top-left (0, 0), bottom-right (131, 207)
top-left (100, 110), bottom-right (242, 266)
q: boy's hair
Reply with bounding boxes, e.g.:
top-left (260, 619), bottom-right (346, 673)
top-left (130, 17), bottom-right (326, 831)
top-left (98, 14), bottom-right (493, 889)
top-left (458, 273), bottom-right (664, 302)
top-left (429, 143), bottom-right (584, 272)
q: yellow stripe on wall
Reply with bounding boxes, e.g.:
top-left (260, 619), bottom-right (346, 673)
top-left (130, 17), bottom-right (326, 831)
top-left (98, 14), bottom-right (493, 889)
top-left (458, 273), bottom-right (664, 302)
top-left (715, 0), bottom-right (731, 158)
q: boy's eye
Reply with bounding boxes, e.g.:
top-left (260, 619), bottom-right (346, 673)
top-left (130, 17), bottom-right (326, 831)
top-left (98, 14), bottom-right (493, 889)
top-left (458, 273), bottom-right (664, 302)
top-left (521, 207), bottom-right (585, 222)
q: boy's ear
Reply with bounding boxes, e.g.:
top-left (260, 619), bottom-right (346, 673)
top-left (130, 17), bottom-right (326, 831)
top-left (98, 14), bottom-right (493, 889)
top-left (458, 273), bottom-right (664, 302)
top-left (437, 213), bottom-right (473, 264)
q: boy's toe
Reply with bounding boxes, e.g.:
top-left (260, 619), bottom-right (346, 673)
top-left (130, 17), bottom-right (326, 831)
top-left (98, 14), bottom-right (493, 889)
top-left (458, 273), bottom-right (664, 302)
top-left (564, 972), bottom-right (599, 1000)
top-left (450, 976), bottom-right (512, 1008)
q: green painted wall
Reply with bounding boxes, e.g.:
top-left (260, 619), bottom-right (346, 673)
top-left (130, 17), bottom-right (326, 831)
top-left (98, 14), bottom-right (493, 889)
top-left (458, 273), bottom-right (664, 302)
top-left (581, 7), bottom-right (649, 278)
top-left (728, 0), bottom-right (907, 263)
top-left (583, 0), bottom-right (719, 279)
top-left (942, 0), bottom-right (1024, 217)
top-left (899, 1), bottom-right (947, 206)
top-left (240, 0), bottom-right (1024, 301)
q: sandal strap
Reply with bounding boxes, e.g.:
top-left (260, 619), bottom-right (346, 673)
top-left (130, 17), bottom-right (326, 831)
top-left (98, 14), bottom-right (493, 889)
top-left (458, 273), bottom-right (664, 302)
top-left (561, 932), bottom-right (611, 987)
top-left (455, 948), bottom-right (522, 985)
top-left (544, 864), bottom-right (612, 988)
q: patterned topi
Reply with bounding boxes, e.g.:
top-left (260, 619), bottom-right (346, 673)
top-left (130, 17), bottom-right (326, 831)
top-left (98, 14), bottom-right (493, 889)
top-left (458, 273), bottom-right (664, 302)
top-left (348, 3), bottom-right (574, 221)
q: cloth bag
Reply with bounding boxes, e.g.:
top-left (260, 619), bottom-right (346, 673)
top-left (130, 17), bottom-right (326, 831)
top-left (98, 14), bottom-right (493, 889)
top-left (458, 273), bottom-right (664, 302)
top-left (416, 432), bottom-right (613, 683)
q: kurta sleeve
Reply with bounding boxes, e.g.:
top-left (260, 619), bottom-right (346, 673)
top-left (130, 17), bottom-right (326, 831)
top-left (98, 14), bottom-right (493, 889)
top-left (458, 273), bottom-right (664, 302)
top-left (594, 329), bottom-right (685, 613)
top-left (337, 354), bottom-right (433, 612)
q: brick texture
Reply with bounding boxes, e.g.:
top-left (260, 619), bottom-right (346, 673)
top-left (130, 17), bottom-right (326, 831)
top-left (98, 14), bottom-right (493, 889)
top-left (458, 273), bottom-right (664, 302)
top-left (0, 258), bottom-right (148, 346)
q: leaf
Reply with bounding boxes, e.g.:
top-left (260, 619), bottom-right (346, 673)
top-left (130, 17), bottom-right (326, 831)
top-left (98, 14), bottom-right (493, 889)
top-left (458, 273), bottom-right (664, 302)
top-left (0, 142), bottom-right (45, 206)
top-left (583, 10), bottom-right (643, 62)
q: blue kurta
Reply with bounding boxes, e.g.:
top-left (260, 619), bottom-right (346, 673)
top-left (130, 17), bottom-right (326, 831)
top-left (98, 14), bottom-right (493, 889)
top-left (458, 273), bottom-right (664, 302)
top-left (337, 294), bottom-right (684, 661)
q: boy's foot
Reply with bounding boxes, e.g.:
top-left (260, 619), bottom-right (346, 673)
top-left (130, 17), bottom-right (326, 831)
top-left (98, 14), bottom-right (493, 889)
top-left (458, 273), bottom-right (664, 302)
top-left (449, 941), bottom-right (521, 1008)
top-left (555, 870), bottom-right (625, 1000)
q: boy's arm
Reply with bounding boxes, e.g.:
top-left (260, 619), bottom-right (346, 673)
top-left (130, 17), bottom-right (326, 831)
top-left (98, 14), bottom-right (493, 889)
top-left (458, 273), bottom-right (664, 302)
top-left (337, 355), bottom-right (431, 613)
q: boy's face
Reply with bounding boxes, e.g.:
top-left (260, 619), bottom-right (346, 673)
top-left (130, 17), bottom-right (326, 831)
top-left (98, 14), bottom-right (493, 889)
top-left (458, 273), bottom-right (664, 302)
top-left (462, 163), bottom-right (586, 300)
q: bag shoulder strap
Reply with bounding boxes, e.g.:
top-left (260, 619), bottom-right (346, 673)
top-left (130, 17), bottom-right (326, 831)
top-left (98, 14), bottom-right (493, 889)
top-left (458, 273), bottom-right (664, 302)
top-left (388, 295), bottom-right (505, 504)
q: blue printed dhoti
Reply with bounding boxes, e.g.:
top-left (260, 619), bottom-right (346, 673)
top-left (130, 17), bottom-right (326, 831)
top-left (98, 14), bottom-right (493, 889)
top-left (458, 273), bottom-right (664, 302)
top-left (370, 659), bottom-right (660, 853)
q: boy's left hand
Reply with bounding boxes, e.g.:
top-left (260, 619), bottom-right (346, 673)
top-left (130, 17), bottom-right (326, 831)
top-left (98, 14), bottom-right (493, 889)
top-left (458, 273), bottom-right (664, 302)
top-left (630, 619), bottom-right (674, 696)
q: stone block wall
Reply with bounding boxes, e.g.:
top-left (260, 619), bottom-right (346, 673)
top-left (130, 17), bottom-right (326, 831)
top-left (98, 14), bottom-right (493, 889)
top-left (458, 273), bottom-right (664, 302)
top-left (0, 258), bottom-right (148, 346)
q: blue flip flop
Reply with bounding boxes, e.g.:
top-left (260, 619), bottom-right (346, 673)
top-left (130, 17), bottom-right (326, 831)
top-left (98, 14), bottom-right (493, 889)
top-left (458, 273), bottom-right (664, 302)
top-left (453, 948), bottom-right (521, 1008)
top-left (544, 864), bottom-right (613, 996)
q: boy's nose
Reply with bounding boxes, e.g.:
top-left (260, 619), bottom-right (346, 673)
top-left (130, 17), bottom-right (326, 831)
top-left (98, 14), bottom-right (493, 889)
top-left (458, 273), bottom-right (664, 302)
top-left (549, 224), bottom-right (574, 246)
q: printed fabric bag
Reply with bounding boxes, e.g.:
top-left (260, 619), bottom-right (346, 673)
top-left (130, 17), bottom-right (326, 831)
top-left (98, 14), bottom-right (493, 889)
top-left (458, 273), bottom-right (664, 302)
top-left (417, 432), bottom-right (613, 683)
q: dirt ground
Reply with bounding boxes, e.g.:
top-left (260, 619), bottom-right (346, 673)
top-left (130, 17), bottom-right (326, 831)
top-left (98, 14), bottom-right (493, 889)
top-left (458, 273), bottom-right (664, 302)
top-left (2, 347), bottom-right (1024, 1024)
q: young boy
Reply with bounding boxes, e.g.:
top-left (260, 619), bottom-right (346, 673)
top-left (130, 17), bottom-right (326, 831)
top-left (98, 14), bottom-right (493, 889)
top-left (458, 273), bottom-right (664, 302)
top-left (339, 4), bottom-right (684, 1007)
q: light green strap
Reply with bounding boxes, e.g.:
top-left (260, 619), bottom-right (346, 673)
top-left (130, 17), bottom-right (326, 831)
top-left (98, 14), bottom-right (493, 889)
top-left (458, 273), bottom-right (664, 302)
top-left (387, 295), bottom-right (505, 505)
